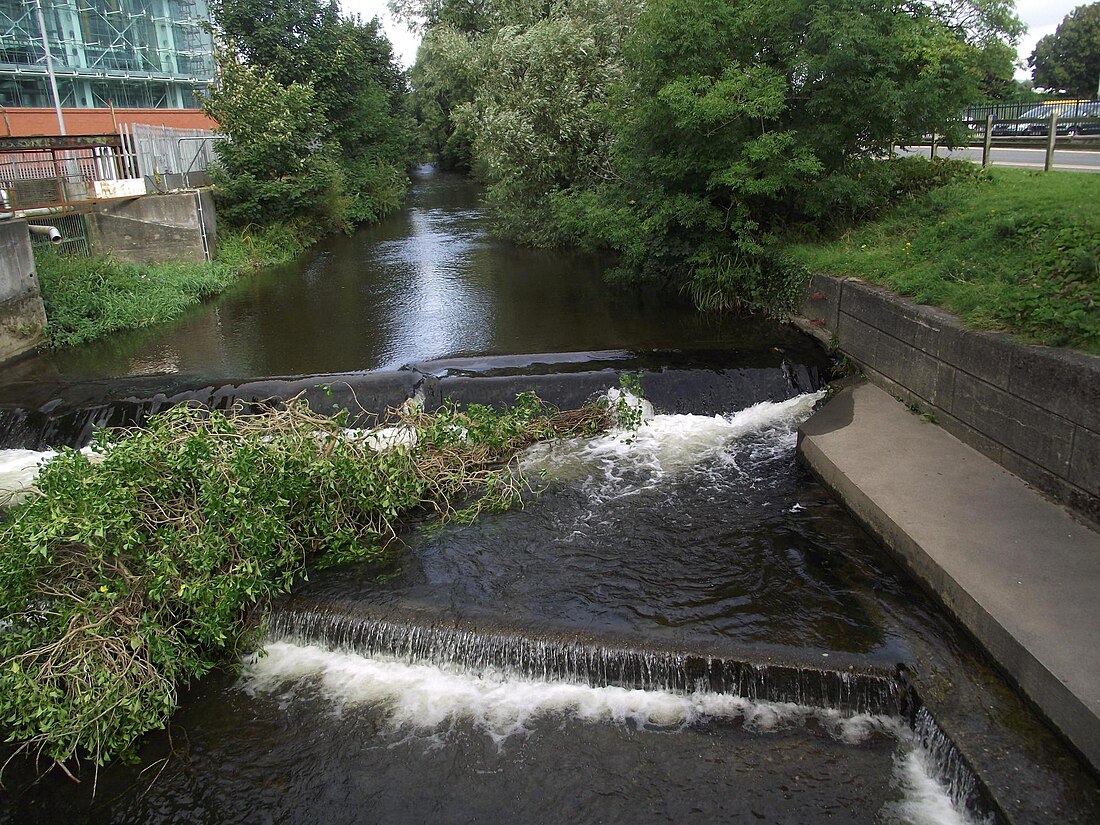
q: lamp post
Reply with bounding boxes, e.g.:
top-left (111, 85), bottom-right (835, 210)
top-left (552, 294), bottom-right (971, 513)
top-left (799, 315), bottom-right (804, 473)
top-left (31, 0), bottom-right (66, 136)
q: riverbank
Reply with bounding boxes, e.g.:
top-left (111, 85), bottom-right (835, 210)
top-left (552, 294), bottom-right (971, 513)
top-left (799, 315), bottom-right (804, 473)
top-left (784, 167), bottom-right (1100, 355)
top-left (35, 223), bottom-right (312, 349)
top-left (797, 381), bottom-right (1100, 785)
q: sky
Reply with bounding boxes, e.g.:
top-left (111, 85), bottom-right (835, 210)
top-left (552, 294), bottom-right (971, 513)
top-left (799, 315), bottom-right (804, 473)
top-left (341, 0), bottom-right (1087, 81)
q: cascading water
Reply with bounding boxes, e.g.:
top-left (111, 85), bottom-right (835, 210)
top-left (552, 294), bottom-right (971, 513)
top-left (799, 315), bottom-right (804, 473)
top-left (268, 605), bottom-right (902, 714)
top-left (3, 378), bottom-right (1094, 824)
top-left (3, 167), bottom-right (1097, 825)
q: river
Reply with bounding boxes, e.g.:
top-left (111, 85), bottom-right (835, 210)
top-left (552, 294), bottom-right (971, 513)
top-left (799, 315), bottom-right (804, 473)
top-left (1, 169), bottom-right (1098, 824)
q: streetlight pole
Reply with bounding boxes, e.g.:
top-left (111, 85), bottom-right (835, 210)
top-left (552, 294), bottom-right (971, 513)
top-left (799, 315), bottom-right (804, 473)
top-left (32, 0), bottom-right (66, 136)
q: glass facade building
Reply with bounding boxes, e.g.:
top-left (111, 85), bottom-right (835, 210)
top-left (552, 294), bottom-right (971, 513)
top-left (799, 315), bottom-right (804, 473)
top-left (0, 0), bottom-right (214, 110)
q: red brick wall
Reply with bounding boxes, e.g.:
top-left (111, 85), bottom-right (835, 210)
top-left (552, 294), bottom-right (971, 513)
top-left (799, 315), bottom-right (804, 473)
top-left (1, 108), bottom-right (217, 136)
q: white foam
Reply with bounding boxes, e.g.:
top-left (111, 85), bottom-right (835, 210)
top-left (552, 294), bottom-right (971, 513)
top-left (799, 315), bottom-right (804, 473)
top-left (881, 747), bottom-right (990, 825)
top-left (0, 448), bottom-right (58, 505)
top-left (339, 425), bottom-right (419, 451)
top-left (244, 641), bottom-right (898, 746)
top-left (520, 391), bottom-right (823, 495)
top-left (244, 641), bottom-right (978, 824)
top-left (0, 446), bottom-right (102, 506)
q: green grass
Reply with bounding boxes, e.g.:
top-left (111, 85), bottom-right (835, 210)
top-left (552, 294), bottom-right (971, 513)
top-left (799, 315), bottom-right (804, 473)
top-left (785, 168), bottom-right (1100, 354)
top-left (36, 222), bottom-right (313, 349)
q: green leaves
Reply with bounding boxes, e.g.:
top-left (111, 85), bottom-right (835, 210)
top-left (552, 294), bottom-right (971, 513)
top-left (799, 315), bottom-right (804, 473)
top-left (206, 0), bottom-right (415, 229)
top-left (1028, 2), bottom-right (1100, 97)
top-left (0, 394), bottom-right (612, 769)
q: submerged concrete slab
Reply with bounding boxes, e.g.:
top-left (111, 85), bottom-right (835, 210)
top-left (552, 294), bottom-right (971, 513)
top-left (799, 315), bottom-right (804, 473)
top-left (797, 381), bottom-right (1100, 773)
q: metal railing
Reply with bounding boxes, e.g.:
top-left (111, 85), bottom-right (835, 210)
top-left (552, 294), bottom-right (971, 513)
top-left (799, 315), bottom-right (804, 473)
top-left (122, 123), bottom-right (222, 189)
top-left (0, 133), bottom-right (138, 213)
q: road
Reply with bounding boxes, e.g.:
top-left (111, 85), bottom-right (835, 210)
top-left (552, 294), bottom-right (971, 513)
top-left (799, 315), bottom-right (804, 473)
top-left (899, 144), bottom-right (1100, 173)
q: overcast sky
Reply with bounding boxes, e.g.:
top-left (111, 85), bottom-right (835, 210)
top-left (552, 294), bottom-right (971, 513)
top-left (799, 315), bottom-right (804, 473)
top-left (341, 0), bottom-right (1088, 81)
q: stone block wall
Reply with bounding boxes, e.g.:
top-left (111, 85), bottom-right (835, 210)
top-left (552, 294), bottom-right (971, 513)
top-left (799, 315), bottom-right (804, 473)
top-left (0, 221), bottom-right (48, 365)
top-left (797, 274), bottom-right (1100, 525)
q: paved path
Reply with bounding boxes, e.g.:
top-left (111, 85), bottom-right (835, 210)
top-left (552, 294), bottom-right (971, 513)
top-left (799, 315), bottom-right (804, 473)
top-left (798, 381), bottom-right (1100, 771)
top-left (900, 144), bottom-right (1100, 173)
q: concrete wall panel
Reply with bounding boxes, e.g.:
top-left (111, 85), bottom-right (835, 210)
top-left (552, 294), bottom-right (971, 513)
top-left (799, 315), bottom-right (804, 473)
top-left (87, 191), bottom-right (214, 265)
top-left (796, 274), bottom-right (1099, 524)
top-left (0, 221), bottom-right (47, 365)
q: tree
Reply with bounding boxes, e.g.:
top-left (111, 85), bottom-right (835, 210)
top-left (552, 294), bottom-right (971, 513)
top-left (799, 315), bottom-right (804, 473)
top-left (202, 57), bottom-right (347, 229)
top-left (552, 0), bottom-right (1021, 305)
top-left (410, 25), bottom-right (481, 169)
top-left (209, 0), bottom-right (416, 224)
top-left (1029, 3), bottom-right (1100, 97)
top-left (453, 1), bottom-right (638, 241)
top-left (389, 0), bottom-right (501, 34)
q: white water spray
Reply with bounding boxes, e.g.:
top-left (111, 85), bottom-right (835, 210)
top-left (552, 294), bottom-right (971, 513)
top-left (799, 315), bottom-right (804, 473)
top-left (244, 641), bottom-right (979, 825)
top-left (520, 389), bottom-right (823, 500)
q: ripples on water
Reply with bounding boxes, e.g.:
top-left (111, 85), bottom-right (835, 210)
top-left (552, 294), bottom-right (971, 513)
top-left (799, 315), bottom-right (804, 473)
top-left (0, 391), bottom-right (988, 825)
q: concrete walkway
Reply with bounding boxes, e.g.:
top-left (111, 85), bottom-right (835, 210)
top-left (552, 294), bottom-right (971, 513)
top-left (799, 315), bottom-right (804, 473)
top-left (798, 381), bottom-right (1100, 771)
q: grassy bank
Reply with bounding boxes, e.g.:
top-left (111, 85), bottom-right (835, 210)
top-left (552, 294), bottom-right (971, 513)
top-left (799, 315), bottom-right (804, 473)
top-left (35, 222), bottom-right (313, 349)
top-left (785, 168), bottom-right (1100, 354)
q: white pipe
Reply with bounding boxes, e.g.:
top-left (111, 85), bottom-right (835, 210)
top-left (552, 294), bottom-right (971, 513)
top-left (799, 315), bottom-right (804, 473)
top-left (27, 224), bottom-right (62, 244)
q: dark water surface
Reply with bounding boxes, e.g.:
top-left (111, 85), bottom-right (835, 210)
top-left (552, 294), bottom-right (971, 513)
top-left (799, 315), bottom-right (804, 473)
top-left (2, 171), bottom-right (1099, 824)
top-left (0, 166), bottom-right (815, 387)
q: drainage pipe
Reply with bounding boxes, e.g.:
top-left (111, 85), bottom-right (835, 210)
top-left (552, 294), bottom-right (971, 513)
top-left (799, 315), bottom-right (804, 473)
top-left (27, 224), bottom-right (62, 244)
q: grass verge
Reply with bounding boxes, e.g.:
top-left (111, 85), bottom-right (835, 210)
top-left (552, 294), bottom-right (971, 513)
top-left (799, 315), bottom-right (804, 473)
top-left (0, 391), bottom-right (618, 773)
top-left (784, 167), bottom-right (1100, 354)
top-left (35, 222), bottom-right (313, 349)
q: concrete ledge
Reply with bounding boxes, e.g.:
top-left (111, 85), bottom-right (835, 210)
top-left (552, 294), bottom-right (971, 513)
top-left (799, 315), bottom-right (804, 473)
top-left (795, 274), bottom-right (1100, 526)
top-left (798, 382), bottom-right (1100, 773)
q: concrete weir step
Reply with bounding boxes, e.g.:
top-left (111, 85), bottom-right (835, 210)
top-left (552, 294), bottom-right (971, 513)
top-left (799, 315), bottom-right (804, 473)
top-left (797, 381), bottom-right (1100, 774)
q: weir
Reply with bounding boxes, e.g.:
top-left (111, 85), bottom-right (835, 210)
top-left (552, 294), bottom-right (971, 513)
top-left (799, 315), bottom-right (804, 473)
top-left (2, 359), bottom-right (1097, 823)
top-left (262, 600), bottom-right (1000, 823)
top-left (1, 158), bottom-right (1095, 824)
top-left (0, 351), bottom-right (822, 449)
top-left (268, 600), bottom-right (904, 716)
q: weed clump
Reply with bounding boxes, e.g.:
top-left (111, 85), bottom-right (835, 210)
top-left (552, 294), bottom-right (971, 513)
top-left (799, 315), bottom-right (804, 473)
top-left (0, 392), bottom-right (612, 772)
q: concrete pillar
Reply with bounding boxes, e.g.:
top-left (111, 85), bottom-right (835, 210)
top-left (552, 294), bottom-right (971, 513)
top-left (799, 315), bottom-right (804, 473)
top-left (0, 221), bottom-right (48, 365)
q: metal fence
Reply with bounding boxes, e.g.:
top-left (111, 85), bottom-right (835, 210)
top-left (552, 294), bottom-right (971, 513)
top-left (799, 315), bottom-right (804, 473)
top-left (960, 99), bottom-right (1100, 137)
top-left (122, 123), bottom-right (223, 190)
top-left (26, 212), bottom-right (91, 257)
top-left (0, 134), bottom-right (138, 213)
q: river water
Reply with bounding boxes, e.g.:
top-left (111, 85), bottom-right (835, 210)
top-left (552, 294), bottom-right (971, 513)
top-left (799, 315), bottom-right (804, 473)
top-left (1, 170), bottom-right (1099, 823)
top-left (0, 165), bottom-right (819, 386)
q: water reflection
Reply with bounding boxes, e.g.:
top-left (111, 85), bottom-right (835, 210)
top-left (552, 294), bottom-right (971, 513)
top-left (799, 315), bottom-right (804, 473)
top-left (0, 166), bottom-right (819, 386)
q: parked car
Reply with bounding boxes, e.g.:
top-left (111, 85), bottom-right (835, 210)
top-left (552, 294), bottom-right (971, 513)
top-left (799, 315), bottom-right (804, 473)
top-left (990, 106), bottom-right (1047, 136)
top-left (990, 102), bottom-right (1100, 137)
top-left (1062, 102), bottom-right (1100, 136)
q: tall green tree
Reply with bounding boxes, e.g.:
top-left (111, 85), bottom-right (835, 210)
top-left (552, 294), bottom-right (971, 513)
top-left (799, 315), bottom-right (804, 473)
top-left (453, 1), bottom-right (638, 240)
top-left (410, 25), bottom-right (481, 169)
top-left (1029, 3), bottom-right (1100, 97)
top-left (210, 0), bottom-right (416, 224)
top-left (202, 57), bottom-right (347, 229)
top-left (552, 0), bottom-right (1022, 305)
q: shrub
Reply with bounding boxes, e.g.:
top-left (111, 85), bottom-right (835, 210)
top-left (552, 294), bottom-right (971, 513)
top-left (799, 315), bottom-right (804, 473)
top-left (0, 394), bottom-right (613, 770)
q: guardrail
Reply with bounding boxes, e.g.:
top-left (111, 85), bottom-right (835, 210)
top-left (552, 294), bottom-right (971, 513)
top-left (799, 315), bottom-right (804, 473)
top-left (919, 112), bottom-right (1100, 171)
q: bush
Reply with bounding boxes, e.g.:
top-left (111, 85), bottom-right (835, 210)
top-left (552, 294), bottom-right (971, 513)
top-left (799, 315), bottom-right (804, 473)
top-left (0, 394), bottom-right (614, 769)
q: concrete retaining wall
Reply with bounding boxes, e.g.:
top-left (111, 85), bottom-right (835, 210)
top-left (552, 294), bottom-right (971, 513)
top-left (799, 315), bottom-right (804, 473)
top-left (795, 274), bottom-right (1100, 525)
top-left (86, 189), bottom-right (216, 265)
top-left (0, 221), bottom-right (47, 366)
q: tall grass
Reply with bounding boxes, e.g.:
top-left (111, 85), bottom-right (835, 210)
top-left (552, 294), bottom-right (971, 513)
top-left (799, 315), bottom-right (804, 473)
top-left (35, 223), bottom-right (313, 349)
top-left (786, 168), bottom-right (1100, 353)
